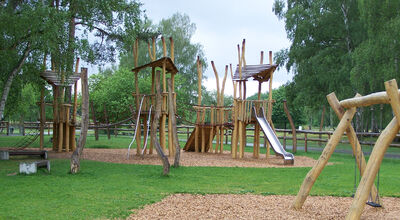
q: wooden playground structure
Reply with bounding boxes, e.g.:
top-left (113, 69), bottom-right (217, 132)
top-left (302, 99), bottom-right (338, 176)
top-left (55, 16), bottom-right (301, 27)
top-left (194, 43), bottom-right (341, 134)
top-left (292, 79), bottom-right (400, 219)
top-left (183, 39), bottom-right (294, 164)
top-left (39, 59), bottom-right (86, 153)
top-left (130, 36), bottom-right (178, 157)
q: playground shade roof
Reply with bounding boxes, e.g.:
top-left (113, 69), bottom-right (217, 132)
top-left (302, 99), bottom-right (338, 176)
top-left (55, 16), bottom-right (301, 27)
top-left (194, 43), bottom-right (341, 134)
top-left (131, 57), bottom-right (178, 74)
top-left (41, 70), bottom-right (81, 86)
top-left (233, 64), bottom-right (277, 82)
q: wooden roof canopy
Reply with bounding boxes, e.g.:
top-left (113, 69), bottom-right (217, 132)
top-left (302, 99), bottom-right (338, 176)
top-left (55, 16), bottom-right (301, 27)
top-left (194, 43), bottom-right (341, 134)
top-left (131, 57), bottom-right (178, 74)
top-left (41, 70), bottom-right (81, 87)
top-left (233, 64), bottom-right (277, 82)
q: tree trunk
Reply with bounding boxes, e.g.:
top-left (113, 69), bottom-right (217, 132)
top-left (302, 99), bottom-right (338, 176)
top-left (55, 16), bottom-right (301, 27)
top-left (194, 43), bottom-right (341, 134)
top-left (70, 68), bottom-right (89, 174)
top-left (0, 43), bottom-right (30, 119)
top-left (151, 70), bottom-right (170, 175)
top-left (168, 79), bottom-right (180, 167)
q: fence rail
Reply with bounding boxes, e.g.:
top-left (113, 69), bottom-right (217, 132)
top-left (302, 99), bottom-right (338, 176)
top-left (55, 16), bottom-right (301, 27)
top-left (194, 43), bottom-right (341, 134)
top-left (2, 121), bottom-right (400, 150)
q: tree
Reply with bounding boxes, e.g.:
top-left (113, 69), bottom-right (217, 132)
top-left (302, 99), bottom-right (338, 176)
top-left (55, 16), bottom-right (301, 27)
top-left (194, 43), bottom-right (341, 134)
top-left (0, 0), bottom-right (144, 123)
top-left (273, 0), bottom-right (365, 111)
top-left (93, 13), bottom-right (207, 123)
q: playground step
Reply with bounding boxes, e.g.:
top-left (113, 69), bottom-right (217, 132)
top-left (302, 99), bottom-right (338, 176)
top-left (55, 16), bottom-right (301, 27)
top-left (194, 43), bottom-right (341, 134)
top-left (19, 160), bottom-right (50, 174)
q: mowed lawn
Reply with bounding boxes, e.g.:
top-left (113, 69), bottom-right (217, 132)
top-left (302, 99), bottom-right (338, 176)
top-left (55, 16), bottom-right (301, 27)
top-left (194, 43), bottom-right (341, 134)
top-left (1, 135), bottom-right (400, 219)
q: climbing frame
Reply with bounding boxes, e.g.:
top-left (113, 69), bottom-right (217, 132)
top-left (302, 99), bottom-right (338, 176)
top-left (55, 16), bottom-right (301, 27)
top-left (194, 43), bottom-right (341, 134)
top-left (292, 79), bottom-right (400, 220)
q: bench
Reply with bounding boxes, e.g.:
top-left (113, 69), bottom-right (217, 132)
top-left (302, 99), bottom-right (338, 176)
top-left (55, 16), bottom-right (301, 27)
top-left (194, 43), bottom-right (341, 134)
top-left (19, 160), bottom-right (51, 174)
top-left (0, 150), bottom-right (47, 160)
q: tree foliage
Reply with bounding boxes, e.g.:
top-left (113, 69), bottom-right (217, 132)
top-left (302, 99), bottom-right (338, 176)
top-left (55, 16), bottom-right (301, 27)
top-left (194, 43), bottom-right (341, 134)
top-left (273, 0), bottom-right (400, 129)
top-left (90, 13), bottom-right (207, 123)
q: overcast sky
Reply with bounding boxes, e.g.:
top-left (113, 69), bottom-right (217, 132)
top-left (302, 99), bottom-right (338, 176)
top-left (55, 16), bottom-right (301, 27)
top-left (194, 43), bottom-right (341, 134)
top-left (141, 0), bottom-right (293, 97)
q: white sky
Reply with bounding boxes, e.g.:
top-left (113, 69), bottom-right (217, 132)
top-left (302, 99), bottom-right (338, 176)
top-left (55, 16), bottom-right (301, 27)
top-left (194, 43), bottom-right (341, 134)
top-left (141, 0), bottom-right (293, 97)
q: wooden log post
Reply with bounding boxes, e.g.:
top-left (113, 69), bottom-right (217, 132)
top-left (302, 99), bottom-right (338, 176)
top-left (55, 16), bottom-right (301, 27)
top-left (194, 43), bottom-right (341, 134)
top-left (319, 106), bottom-right (325, 146)
top-left (346, 117), bottom-right (399, 219)
top-left (90, 101), bottom-right (99, 141)
top-left (283, 100), bottom-right (297, 153)
top-left (328, 93), bottom-right (379, 202)
top-left (70, 68), bottom-right (89, 174)
top-left (40, 87), bottom-right (45, 150)
top-left (160, 59), bottom-right (167, 152)
top-left (168, 79), bottom-right (180, 167)
top-left (211, 61), bottom-right (221, 154)
top-left (151, 68), bottom-right (170, 175)
top-left (219, 65), bottom-right (228, 153)
top-left (266, 51), bottom-right (274, 159)
top-left (52, 85), bottom-right (58, 151)
top-left (346, 79), bottom-right (400, 219)
top-left (58, 92), bottom-right (64, 152)
top-left (71, 58), bottom-right (80, 151)
top-left (201, 109), bottom-right (206, 153)
top-left (209, 108), bottom-right (215, 152)
top-left (65, 105), bottom-right (70, 152)
top-left (292, 107), bottom-right (356, 210)
top-left (103, 104), bottom-right (110, 140)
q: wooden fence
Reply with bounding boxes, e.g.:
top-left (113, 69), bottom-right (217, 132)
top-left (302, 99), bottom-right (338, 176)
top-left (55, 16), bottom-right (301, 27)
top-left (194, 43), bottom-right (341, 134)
top-left (2, 121), bottom-right (400, 151)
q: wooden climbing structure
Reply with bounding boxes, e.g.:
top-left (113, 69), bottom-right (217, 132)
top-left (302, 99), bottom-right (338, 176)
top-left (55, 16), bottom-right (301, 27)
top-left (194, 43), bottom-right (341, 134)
top-left (183, 57), bottom-right (232, 153)
top-left (231, 40), bottom-right (276, 159)
top-left (292, 79), bottom-right (400, 219)
top-left (39, 59), bottom-right (84, 152)
top-left (131, 36), bottom-right (178, 156)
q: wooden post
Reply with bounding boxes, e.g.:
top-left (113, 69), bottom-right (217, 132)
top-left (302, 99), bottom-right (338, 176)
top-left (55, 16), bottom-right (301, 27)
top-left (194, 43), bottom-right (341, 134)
top-left (304, 133), bottom-right (308, 152)
top-left (319, 106), bottom-right (325, 146)
top-left (168, 78), bottom-right (180, 167)
top-left (39, 87), bottom-right (45, 150)
top-left (70, 68), bottom-right (89, 174)
top-left (160, 60), bottom-right (167, 152)
top-left (103, 104), bottom-right (110, 140)
top-left (90, 101), bottom-right (99, 141)
top-left (212, 61), bottom-right (221, 154)
top-left (201, 110), bottom-right (206, 153)
top-left (283, 100), bottom-right (297, 153)
top-left (71, 58), bottom-right (79, 151)
top-left (292, 107), bottom-right (356, 210)
top-left (347, 117), bottom-right (399, 219)
top-left (151, 67), bottom-right (170, 175)
top-left (209, 108), bottom-right (214, 152)
top-left (134, 71), bottom-right (141, 155)
top-left (65, 105), bottom-right (70, 152)
top-left (328, 93), bottom-right (379, 201)
top-left (266, 51), bottom-right (274, 159)
top-left (219, 65), bottom-right (228, 153)
top-left (52, 85), bottom-right (58, 151)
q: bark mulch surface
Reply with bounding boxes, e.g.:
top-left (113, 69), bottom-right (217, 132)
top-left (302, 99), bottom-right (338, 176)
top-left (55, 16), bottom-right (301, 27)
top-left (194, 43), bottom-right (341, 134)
top-left (128, 194), bottom-right (400, 220)
top-left (47, 148), bottom-right (316, 168)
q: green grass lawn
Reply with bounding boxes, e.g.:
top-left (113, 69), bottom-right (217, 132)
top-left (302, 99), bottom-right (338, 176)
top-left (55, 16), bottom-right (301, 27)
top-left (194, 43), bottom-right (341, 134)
top-left (1, 148), bottom-right (400, 219)
top-left (1, 133), bottom-right (400, 219)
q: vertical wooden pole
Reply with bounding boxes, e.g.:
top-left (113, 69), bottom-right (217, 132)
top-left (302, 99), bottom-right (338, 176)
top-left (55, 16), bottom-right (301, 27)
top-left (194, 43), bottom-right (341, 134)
top-left (90, 101), bottom-right (99, 141)
top-left (212, 61), bottom-right (221, 153)
top-left (266, 51), bottom-right (274, 159)
top-left (150, 67), bottom-right (155, 154)
top-left (328, 93), bottom-right (378, 201)
top-left (209, 108), bottom-right (214, 152)
top-left (71, 58), bottom-right (79, 151)
top-left (103, 104), bottom-right (110, 139)
top-left (52, 85), bottom-right (58, 151)
top-left (292, 107), bottom-right (356, 210)
top-left (319, 106), bottom-right (325, 146)
top-left (40, 87), bottom-right (45, 150)
top-left (201, 109), bottom-right (206, 153)
top-left (134, 70), bottom-right (141, 155)
top-left (65, 105), bottom-right (70, 152)
top-left (160, 60), bottom-right (167, 152)
top-left (169, 37), bottom-right (174, 62)
top-left (283, 100), bottom-right (297, 153)
top-left (347, 118), bottom-right (399, 219)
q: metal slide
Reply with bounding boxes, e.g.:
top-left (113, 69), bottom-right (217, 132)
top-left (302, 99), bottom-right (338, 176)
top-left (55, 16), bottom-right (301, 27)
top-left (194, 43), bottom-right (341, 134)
top-left (253, 107), bottom-right (294, 165)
